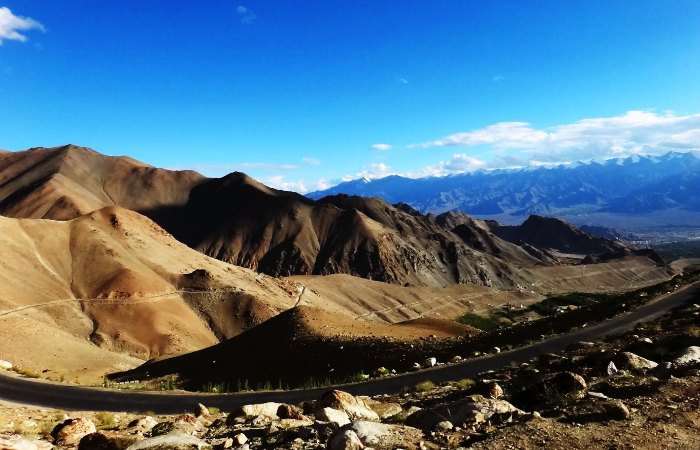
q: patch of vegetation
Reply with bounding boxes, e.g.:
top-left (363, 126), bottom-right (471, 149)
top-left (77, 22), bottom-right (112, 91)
top-left (12, 366), bottom-right (40, 378)
top-left (530, 293), bottom-right (602, 316)
top-left (455, 378), bottom-right (476, 389)
top-left (456, 312), bottom-right (511, 331)
top-left (652, 240), bottom-right (700, 262)
top-left (95, 411), bottom-right (117, 430)
top-left (414, 380), bottom-right (437, 392)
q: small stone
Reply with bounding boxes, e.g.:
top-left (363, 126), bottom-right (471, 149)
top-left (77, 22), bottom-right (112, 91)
top-left (603, 401), bottom-right (630, 420)
top-left (52, 418), bottom-right (97, 446)
top-left (196, 403), bottom-right (210, 418)
top-left (327, 429), bottom-right (363, 450)
top-left (423, 357), bottom-right (437, 368)
top-left (436, 420), bottom-right (453, 431)
top-left (232, 433), bottom-right (247, 445)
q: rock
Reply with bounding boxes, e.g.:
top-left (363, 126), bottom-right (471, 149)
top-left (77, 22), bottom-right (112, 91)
top-left (276, 404), bottom-right (305, 420)
top-left (613, 352), bottom-right (658, 373)
top-left (221, 438), bottom-right (233, 448)
top-left (588, 391), bottom-right (609, 400)
top-left (603, 400), bottom-right (631, 420)
top-left (127, 416), bottom-right (158, 434)
top-left (316, 407), bottom-right (351, 426)
top-left (126, 434), bottom-right (212, 450)
top-left (358, 397), bottom-right (403, 419)
top-left (331, 422), bottom-right (424, 450)
top-left (52, 418), bottom-right (97, 446)
top-left (475, 381), bottom-right (504, 399)
top-left (550, 371), bottom-right (587, 393)
top-left (639, 337), bottom-right (653, 344)
top-left (435, 420), bottom-right (453, 431)
top-left (607, 361), bottom-right (619, 376)
top-left (423, 357), bottom-right (437, 368)
top-left (492, 347), bottom-right (501, 354)
top-left (327, 429), bottom-right (364, 450)
top-left (450, 355), bottom-right (463, 363)
top-left (0, 359), bottom-right (13, 370)
top-left (0, 434), bottom-right (53, 450)
top-left (671, 346), bottom-right (700, 366)
top-left (232, 434), bottom-right (247, 445)
top-left (79, 431), bottom-right (142, 450)
top-left (405, 395), bottom-right (523, 431)
top-left (228, 402), bottom-right (283, 422)
top-left (316, 390), bottom-right (379, 421)
top-left (195, 403), bottom-right (210, 418)
top-left (151, 415), bottom-right (202, 436)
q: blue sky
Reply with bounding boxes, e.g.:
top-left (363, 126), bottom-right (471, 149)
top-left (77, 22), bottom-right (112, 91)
top-left (1, 1), bottom-right (700, 191)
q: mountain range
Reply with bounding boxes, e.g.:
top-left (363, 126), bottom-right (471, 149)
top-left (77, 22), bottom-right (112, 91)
top-left (1, 145), bottom-right (640, 289)
top-left (308, 152), bottom-right (700, 224)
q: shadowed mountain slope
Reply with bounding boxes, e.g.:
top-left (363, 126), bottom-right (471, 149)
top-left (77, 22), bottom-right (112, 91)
top-left (148, 174), bottom-right (553, 287)
top-left (109, 305), bottom-right (481, 387)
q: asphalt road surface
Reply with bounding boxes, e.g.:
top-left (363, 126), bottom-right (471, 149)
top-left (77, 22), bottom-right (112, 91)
top-left (1, 282), bottom-right (698, 414)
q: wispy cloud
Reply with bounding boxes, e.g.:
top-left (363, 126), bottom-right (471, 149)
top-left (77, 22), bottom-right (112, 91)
top-left (397, 77), bottom-right (408, 84)
top-left (409, 153), bottom-right (488, 177)
top-left (343, 163), bottom-right (394, 181)
top-left (492, 74), bottom-right (505, 82)
top-left (0, 7), bottom-right (44, 45)
top-left (371, 143), bottom-right (392, 151)
top-left (414, 110), bottom-right (700, 166)
top-left (301, 156), bottom-right (321, 166)
top-left (235, 5), bottom-right (257, 25)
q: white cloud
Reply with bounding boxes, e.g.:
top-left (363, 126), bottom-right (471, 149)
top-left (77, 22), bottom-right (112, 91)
top-left (415, 110), bottom-right (700, 165)
top-left (263, 175), bottom-right (307, 193)
top-left (301, 156), bottom-right (321, 166)
top-left (235, 5), bottom-right (257, 24)
top-left (371, 143), bottom-right (392, 151)
top-left (0, 7), bottom-right (44, 45)
top-left (397, 77), bottom-right (408, 84)
top-left (408, 153), bottom-right (488, 178)
top-left (492, 74), bottom-right (505, 82)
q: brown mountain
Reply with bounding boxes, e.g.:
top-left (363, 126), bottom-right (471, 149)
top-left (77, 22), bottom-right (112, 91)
top-left (0, 145), bottom-right (203, 220)
top-left (488, 215), bottom-right (628, 256)
top-left (0, 206), bottom-right (307, 382)
top-left (0, 145), bottom-right (636, 288)
top-left (147, 173), bottom-right (551, 287)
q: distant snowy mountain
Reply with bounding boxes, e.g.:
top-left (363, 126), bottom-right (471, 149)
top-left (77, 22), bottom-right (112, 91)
top-left (308, 152), bottom-right (700, 218)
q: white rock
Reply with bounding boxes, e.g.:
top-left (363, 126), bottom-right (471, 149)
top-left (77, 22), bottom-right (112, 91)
top-left (423, 357), bottom-right (437, 368)
top-left (336, 421), bottom-right (424, 450)
top-left (327, 429), bottom-right (364, 450)
top-left (237, 402), bottom-right (284, 419)
top-left (316, 407), bottom-right (351, 426)
top-left (607, 361), bottom-right (619, 376)
top-left (0, 360), bottom-right (13, 370)
top-left (126, 434), bottom-right (212, 450)
top-left (232, 433), bottom-right (247, 445)
top-left (671, 346), bottom-right (700, 366)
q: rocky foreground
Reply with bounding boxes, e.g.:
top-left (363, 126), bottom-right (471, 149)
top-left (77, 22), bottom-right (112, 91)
top-left (2, 302), bottom-right (699, 450)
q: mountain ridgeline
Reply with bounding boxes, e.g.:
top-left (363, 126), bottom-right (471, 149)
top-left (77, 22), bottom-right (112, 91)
top-left (0, 145), bottom-right (648, 288)
top-left (308, 152), bottom-right (700, 218)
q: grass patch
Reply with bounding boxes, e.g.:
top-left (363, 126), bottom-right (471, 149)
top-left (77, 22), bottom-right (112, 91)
top-left (456, 312), bottom-right (511, 331)
top-left (414, 380), bottom-right (436, 392)
top-left (95, 411), bottom-right (117, 430)
top-left (12, 366), bottom-right (41, 378)
top-left (455, 378), bottom-right (476, 390)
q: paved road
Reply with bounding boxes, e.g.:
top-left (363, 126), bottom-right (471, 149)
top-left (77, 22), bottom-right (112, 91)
top-left (1, 283), bottom-right (698, 414)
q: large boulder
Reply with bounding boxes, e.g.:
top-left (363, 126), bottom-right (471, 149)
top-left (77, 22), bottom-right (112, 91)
top-left (612, 352), bottom-right (658, 373)
top-left (316, 390), bottom-right (379, 421)
top-left (358, 397), bottom-right (403, 419)
top-left (0, 434), bottom-right (53, 450)
top-left (151, 415), bottom-right (202, 437)
top-left (52, 418), bottom-right (97, 447)
top-left (329, 422), bottom-right (424, 450)
top-left (511, 371), bottom-right (587, 410)
top-left (671, 346), bottom-right (700, 366)
top-left (316, 407), bottom-right (351, 427)
top-left (126, 417), bottom-right (158, 434)
top-left (126, 434), bottom-right (211, 450)
top-left (228, 402), bottom-right (283, 422)
top-left (79, 431), bottom-right (142, 450)
top-left (405, 395), bottom-right (523, 431)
